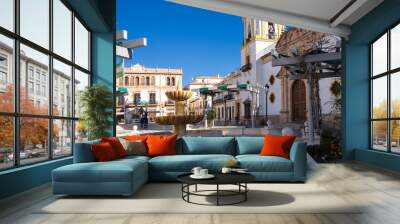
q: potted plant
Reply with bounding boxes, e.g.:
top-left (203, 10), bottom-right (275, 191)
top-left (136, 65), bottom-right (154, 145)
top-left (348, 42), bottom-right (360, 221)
top-left (79, 84), bottom-right (114, 140)
top-left (206, 109), bottom-right (216, 127)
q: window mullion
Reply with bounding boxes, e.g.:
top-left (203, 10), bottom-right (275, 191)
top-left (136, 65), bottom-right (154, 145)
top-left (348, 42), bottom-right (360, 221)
top-left (13, 0), bottom-right (20, 167)
top-left (388, 29), bottom-right (391, 153)
top-left (48, 0), bottom-right (54, 160)
top-left (71, 10), bottom-right (76, 154)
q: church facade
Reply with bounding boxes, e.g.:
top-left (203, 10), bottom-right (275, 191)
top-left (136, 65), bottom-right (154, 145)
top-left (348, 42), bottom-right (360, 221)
top-left (213, 18), bottom-right (341, 128)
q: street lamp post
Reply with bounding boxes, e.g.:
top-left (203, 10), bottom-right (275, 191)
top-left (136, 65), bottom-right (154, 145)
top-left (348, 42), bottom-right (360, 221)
top-left (264, 83), bottom-right (270, 122)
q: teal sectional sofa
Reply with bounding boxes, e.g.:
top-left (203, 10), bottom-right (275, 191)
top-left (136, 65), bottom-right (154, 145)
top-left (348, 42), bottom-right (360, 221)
top-left (52, 137), bottom-right (307, 196)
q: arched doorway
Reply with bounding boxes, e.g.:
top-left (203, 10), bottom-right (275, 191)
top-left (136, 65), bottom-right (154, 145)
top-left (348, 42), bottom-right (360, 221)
top-left (291, 80), bottom-right (306, 122)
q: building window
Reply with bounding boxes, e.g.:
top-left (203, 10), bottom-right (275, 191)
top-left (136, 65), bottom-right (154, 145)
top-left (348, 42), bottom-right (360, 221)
top-left (166, 77), bottom-right (170, 86)
top-left (134, 93), bottom-right (141, 105)
top-left (28, 81), bottom-right (34, 93)
top-left (370, 23), bottom-right (400, 153)
top-left (28, 67), bottom-right (34, 80)
top-left (140, 76), bottom-right (145, 85)
top-left (146, 76), bottom-right (150, 86)
top-left (124, 76), bottom-right (129, 86)
top-left (130, 77), bottom-right (134, 86)
top-left (268, 22), bottom-right (275, 39)
top-left (135, 77), bottom-right (139, 86)
top-left (0, 0), bottom-right (92, 170)
top-left (171, 77), bottom-right (175, 86)
top-left (149, 93), bottom-right (156, 104)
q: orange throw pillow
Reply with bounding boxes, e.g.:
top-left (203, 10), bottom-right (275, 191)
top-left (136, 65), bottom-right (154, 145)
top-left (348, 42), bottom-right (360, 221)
top-left (91, 142), bottom-right (117, 161)
top-left (146, 134), bottom-right (177, 157)
top-left (260, 135), bottom-right (296, 159)
top-left (101, 137), bottom-right (126, 158)
top-left (124, 135), bottom-right (148, 141)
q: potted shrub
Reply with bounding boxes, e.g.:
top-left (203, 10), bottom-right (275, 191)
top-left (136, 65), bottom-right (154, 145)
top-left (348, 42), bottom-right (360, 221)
top-left (79, 84), bottom-right (114, 140)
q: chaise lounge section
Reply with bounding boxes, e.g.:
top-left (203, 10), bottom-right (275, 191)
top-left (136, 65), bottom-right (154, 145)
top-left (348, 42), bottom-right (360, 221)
top-left (52, 136), bottom-right (307, 196)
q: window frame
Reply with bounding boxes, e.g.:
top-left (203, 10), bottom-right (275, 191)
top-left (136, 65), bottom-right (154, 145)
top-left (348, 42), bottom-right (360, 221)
top-left (0, 0), bottom-right (92, 171)
top-left (370, 20), bottom-right (400, 154)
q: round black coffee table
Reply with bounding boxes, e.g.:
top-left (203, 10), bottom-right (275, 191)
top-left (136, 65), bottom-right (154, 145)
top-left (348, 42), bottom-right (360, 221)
top-left (177, 173), bottom-right (255, 206)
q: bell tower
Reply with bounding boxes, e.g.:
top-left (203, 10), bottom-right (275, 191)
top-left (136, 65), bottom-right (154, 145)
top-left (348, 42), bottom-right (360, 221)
top-left (241, 18), bottom-right (285, 67)
top-left (241, 18), bottom-right (284, 48)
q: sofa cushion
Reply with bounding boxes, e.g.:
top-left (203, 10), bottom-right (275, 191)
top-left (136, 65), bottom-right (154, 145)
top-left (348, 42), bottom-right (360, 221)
top-left (101, 137), bottom-right (127, 158)
top-left (260, 135), bottom-right (296, 159)
top-left (120, 139), bottom-right (147, 156)
top-left (91, 142), bottom-right (118, 161)
top-left (147, 134), bottom-right (177, 157)
top-left (73, 140), bottom-right (100, 163)
top-left (236, 155), bottom-right (293, 172)
top-left (178, 137), bottom-right (235, 155)
top-left (235, 137), bottom-right (264, 155)
top-left (53, 158), bottom-right (147, 183)
top-left (149, 154), bottom-right (235, 172)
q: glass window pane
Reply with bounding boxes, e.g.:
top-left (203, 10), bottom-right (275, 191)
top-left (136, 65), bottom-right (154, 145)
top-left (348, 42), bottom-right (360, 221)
top-left (74, 18), bottom-right (89, 70)
top-left (0, 116), bottom-right (14, 170)
top-left (372, 76), bottom-right (387, 119)
top-left (372, 121), bottom-right (388, 151)
top-left (0, 34), bottom-right (14, 112)
top-left (53, 0), bottom-right (72, 60)
top-left (391, 120), bottom-right (400, 153)
top-left (20, 0), bottom-right (49, 49)
top-left (74, 69), bottom-right (89, 118)
top-left (20, 44), bottom-right (49, 115)
top-left (391, 72), bottom-right (400, 118)
top-left (75, 120), bottom-right (88, 143)
top-left (391, 24), bottom-right (400, 70)
top-left (372, 33), bottom-right (387, 76)
top-left (53, 59), bottom-right (72, 117)
top-left (20, 117), bottom-right (49, 165)
top-left (0, 0), bottom-right (14, 31)
top-left (53, 119), bottom-right (72, 158)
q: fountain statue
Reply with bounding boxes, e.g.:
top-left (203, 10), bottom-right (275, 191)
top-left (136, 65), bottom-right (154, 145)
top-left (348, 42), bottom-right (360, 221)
top-left (154, 89), bottom-right (203, 136)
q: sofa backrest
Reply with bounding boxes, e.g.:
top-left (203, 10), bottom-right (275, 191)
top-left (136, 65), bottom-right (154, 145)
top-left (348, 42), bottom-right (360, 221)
top-left (177, 137), bottom-right (235, 155)
top-left (235, 136), bottom-right (264, 155)
top-left (73, 140), bottom-right (100, 163)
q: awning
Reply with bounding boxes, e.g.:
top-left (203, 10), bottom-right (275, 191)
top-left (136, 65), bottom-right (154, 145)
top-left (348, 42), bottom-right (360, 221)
top-left (199, 83), bottom-right (249, 94)
top-left (167, 0), bottom-right (383, 38)
top-left (116, 87), bottom-right (128, 94)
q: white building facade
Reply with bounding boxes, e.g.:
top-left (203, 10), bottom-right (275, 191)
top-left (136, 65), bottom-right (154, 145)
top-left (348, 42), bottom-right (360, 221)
top-left (185, 75), bottom-right (224, 115)
top-left (116, 64), bottom-right (183, 120)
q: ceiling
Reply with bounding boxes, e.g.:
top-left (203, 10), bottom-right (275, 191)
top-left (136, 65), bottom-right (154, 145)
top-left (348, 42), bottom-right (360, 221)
top-left (167, 0), bottom-right (384, 38)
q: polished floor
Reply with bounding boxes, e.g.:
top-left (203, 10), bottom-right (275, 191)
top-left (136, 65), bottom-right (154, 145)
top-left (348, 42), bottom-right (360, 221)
top-left (1, 162), bottom-right (400, 224)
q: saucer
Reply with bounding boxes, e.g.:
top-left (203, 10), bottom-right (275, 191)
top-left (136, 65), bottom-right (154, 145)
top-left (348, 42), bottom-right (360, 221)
top-left (190, 174), bottom-right (215, 179)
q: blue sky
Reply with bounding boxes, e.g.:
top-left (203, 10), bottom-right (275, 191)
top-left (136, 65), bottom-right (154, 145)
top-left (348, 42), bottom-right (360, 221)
top-left (117, 0), bottom-right (243, 85)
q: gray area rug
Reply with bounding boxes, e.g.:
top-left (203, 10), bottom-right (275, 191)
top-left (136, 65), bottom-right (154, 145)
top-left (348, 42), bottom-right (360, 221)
top-left (37, 183), bottom-right (362, 214)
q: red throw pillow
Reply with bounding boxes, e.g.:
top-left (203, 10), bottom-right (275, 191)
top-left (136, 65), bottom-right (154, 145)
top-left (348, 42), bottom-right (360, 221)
top-left (146, 134), bottom-right (177, 157)
top-left (260, 135), bottom-right (296, 159)
top-left (91, 142), bottom-right (117, 162)
top-left (101, 137), bottom-right (126, 158)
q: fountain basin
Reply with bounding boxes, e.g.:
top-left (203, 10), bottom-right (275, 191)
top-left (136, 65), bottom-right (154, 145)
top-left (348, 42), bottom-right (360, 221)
top-left (165, 90), bottom-right (192, 101)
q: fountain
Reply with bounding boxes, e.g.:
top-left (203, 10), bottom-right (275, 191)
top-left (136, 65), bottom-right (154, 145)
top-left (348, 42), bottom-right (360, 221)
top-left (154, 89), bottom-right (203, 135)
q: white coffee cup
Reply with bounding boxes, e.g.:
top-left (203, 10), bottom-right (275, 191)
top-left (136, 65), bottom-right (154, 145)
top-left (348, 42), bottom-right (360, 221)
top-left (221, 167), bottom-right (232, 174)
top-left (191, 167), bottom-right (202, 176)
top-left (200, 169), bottom-right (208, 176)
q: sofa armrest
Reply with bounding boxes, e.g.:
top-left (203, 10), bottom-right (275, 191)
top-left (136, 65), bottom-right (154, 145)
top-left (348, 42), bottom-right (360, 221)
top-left (73, 140), bottom-right (100, 163)
top-left (289, 141), bottom-right (307, 181)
